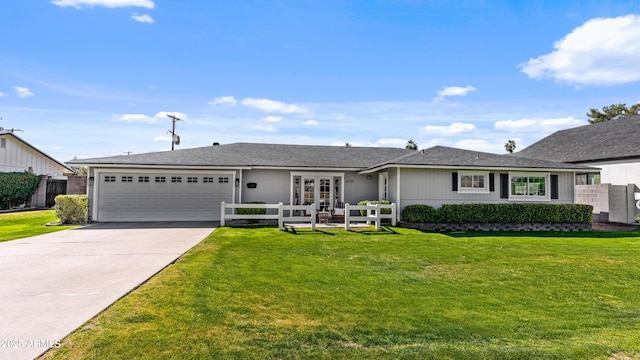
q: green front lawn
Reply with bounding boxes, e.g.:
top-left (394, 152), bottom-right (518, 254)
top-left (44, 227), bottom-right (640, 359)
top-left (0, 210), bottom-right (77, 242)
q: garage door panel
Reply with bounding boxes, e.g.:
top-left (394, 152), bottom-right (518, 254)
top-left (97, 173), bottom-right (232, 221)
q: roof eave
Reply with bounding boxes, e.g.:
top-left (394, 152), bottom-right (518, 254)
top-left (360, 163), bottom-right (599, 174)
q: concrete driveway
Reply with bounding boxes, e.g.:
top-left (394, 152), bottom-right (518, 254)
top-left (0, 222), bottom-right (216, 360)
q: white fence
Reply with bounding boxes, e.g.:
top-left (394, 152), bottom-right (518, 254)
top-left (220, 202), bottom-right (396, 231)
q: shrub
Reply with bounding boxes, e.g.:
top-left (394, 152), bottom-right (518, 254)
top-left (54, 194), bottom-right (88, 224)
top-left (402, 203), bottom-right (593, 224)
top-left (0, 172), bottom-right (42, 209)
top-left (236, 202), bottom-right (267, 215)
top-left (402, 204), bottom-right (440, 223)
top-left (357, 200), bottom-right (392, 216)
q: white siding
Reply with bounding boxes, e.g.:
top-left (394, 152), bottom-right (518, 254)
top-left (400, 168), bottom-right (574, 209)
top-left (0, 134), bottom-right (68, 176)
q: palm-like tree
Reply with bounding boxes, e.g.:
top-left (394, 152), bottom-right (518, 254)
top-left (504, 140), bottom-right (516, 153)
top-left (406, 139), bottom-right (418, 151)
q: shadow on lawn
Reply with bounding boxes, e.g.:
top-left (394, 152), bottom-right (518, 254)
top-left (445, 230), bottom-right (640, 239)
top-left (281, 226), bottom-right (399, 236)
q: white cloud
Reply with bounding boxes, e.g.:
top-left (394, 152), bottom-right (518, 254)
top-left (51, 0), bottom-right (154, 9)
top-left (375, 138), bottom-right (407, 147)
top-left (494, 117), bottom-right (584, 132)
top-left (154, 111), bottom-right (188, 120)
top-left (117, 113), bottom-right (154, 123)
top-left (434, 86), bottom-right (476, 101)
top-left (0, 92), bottom-right (8, 97)
top-left (209, 96), bottom-right (237, 106)
top-left (520, 14), bottom-right (640, 86)
top-left (241, 98), bottom-right (308, 114)
top-left (250, 124), bottom-right (277, 132)
top-left (13, 87), bottom-right (34, 98)
top-left (423, 122), bottom-right (477, 135)
top-left (153, 136), bottom-right (172, 142)
top-left (263, 116), bottom-right (282, 122)
top-left (131, 13), bottom-right (154, 23)
top-left (304, 120), bottom-right (318, 126)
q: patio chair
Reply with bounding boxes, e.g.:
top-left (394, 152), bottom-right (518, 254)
top-left (331, 201), bottom-right (345, 222)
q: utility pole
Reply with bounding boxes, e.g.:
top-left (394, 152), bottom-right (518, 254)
top-left (167, 114), bottom-right (182, 151)
top-left (0, 117), bottom-right (23, 133)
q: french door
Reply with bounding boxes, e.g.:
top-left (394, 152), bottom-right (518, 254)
top-left (302, 176), bottom-right (332, 211)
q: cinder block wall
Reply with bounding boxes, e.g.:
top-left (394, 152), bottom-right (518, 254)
top-left (575, 184), bottom-right (609, 214)
top-left (66, 175), bottom-right (87, 195)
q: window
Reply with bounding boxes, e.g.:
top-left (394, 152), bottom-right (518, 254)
top-left (155, 176), bottom-right (166, 183)
top-left (203, 177), bottom-right (214, 183)
top-left (121, 176), bottom-right (133, 182)
top-left (171, 176), bottom-right (182, 183)
top-left (187, 177), bottom-right (198, 183)
top-left (0, 138), bottom-right (5, 148)
top-left (510, 173), bottom-right (549, 200)
top-left (219, 177), bottom-right (229, 183)
top-left (138, 176), bottom-right (149, 183)
top-left (458, 171), bottom-right (489, 193)
top-left (575, 172), bottom-right (600, 185)
top-left (104, 176), bottom-right (116, 182)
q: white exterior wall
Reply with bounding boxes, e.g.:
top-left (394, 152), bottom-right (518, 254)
top-left (588, 159), bottom-right (640, 186)
top-left (0, 134), bottom-right (68, 176)
top-left (241, 169), bottom-right (290, 204)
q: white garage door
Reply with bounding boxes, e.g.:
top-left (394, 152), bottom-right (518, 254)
top-left (97, 173), bottom-right (233, 221)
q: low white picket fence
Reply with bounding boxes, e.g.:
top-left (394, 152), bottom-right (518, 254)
top-left (220, 202), bottom-right (396, 231)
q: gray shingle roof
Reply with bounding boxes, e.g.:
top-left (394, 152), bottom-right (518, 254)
top-left (69, 142), bottom-right (411, 169)
top-left (376, 146), bottom-right (592, 170)
top-left (515, 115), bottom-right (640, 163)
top-left (70, 142), bottom-right (593, 171)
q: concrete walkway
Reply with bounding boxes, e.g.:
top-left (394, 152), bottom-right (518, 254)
top-left (0, 222), bottom-right (216, 360)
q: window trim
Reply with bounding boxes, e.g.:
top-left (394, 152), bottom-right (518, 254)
top-left (509, 172), bottom-right (550, 201)
top-left (457, 171), bottom-right (490, 194)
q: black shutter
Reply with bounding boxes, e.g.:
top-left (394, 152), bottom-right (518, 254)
top-left (452, 172), bottom-right (458, 191)
top-left (489, 173), bottom-right (495, 192)
top-left (550, 174), bottom-right (559, 199)
top-left (500, 173), bottom-right (509, 199)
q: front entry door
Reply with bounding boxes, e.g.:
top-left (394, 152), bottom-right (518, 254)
top-left (302, 176), bottom-right (332, 211)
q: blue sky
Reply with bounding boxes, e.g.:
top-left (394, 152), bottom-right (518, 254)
top-left (3, 1), bottom-right (640, 162)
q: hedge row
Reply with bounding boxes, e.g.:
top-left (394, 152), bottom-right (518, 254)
top-left (236, 201), bottom-right (267, 215)
top-left (402, 203), bottom-right (593, 224)
top-left (0, 172), bottom-right (42, 209)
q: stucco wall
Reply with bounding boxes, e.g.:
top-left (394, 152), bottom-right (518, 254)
top-left (589, 159), bottom-right (640, 186)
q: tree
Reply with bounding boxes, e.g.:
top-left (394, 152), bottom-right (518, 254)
top-left (405, 139), bottom-right (418, 150)
top-left (345, 142), bottom-right (352, 147)
top-left (587, 103), bottom-right (640, 123)
top-left (504, 139), bottom-right (516, 153)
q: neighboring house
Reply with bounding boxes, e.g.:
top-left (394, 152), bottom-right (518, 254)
top-left (0, 131), bottom-right (72, 177)
top-left (69, 143), bottom-right (593, 222)
top-left (515, 115), bottom-right (640, 186)
top-left (0, 130), bottom-right (73, 208)
top-left (515, 116), bottom-right (640, 223)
